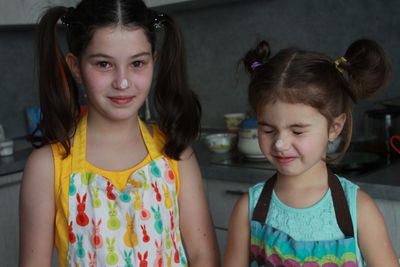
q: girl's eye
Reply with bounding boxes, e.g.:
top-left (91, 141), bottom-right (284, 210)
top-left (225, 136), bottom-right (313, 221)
top-left (292, 130), bottom-right (304, 135)
top-left (260, 127), bottom-right (274, 134)
top-left (96, 61), bottom-right (111, 69)
top-left (132, 61), bottom-right (145, 68)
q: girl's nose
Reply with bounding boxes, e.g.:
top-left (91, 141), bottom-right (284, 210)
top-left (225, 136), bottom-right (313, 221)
top-left (112, 78), bottom-right (130, 90)
top-left (274, 138), bottom-right (289, 151)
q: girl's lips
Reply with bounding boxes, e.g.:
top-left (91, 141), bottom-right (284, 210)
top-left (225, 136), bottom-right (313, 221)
top-left (274, 156), bottom-right (296, 164)
top-left (108, 96), bottom-right (135, 105)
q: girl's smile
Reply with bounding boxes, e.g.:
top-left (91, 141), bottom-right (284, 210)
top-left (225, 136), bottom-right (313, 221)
top-left (107, 95), bottom-right (136, 105)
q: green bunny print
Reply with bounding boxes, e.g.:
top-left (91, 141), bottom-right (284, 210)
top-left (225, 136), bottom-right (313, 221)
top-left (107, 201), bottom-right (120, 230)
top-left (92, 187), bottom-right (102, 208)
top-left (81, 172), bottom-right (95, 185)
top-left (106, 237), bottom-right (119, 265)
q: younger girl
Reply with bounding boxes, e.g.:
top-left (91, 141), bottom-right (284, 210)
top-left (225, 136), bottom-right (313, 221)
top-left (223, 39), bottom-right (399, 266)
top-left (19, 0), bottom-right (219, 266)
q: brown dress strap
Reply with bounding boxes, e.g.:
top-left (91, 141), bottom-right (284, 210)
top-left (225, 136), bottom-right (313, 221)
top-left (251, 169), bottom-right (354, 237)
top-left (328, 169), bottom-right (354, 237)
top-left (252, 174), bottom-right (277, 222)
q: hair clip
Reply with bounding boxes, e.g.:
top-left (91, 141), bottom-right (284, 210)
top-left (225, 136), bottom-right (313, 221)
top-left (61, 7), bottom-right (76, 26)
top-left (250, 61), bottom-right (263, 71)
top-left (334, 56), bottom-right (347, 74)
top-left (153, 13), bottom-right (166, 29)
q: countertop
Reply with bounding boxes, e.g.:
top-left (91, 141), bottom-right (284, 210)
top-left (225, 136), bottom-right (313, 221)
top-left (1, 138), bottom-right (400, 201)
top-left (192, 141), bottom-right (400, 202)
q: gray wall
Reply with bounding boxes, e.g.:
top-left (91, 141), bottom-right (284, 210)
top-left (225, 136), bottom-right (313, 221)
top-left (0, 0), bottom-right (399, 139)
top-left (172, 0), bottom-right (400, 137)
top-left (0, 28), bottom-right (37, 138)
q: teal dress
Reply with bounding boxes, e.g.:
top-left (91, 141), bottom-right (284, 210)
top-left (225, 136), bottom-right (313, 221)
top-left (248, 170), bottom-right (363, 266)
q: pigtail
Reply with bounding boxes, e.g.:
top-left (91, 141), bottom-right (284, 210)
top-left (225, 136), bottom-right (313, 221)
top-left (154, 13), bottom-right (201, 160)
top-left (242, 40), bottom-right (271, 74)
top-left (36, 7), bottom-right (80, 156)
top-left (343, 39), bottom-right (391, 100)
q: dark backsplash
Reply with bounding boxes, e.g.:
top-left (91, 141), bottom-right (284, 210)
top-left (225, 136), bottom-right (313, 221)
top-left (1, 0), bottom-right (400, 138)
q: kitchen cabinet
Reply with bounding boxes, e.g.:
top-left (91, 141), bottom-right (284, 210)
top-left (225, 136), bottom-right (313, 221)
top-left (0, 172), bottom-right (23, 267)
top-left (205, 178), bottom-right (253, 254)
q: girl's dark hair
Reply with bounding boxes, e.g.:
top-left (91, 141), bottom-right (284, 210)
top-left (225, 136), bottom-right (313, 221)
top-left (242, 39), bottom-right (390, 159)
top-left (35, 0), bottom-right (201, 159)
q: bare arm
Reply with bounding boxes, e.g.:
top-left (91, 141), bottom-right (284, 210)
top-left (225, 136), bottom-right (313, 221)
top-left (177, 147), bottom-right (220, 267)
top-left (19, 145), bottom-right (55, 267)
top-left (223, 193), bottom-right (250, 267)
top-left (357, 190), bottom-right (399, 267)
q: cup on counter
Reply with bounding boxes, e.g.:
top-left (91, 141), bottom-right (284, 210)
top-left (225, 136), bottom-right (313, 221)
top-left (224, 113), bottom-right (246, 133)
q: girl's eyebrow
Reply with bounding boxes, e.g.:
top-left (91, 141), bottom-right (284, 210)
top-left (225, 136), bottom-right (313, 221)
top-left (290, 123), bottom-right (311, 128)
top-left (258, 121), bottom-right (311, 128)
top-left (88, 52), bottom-right (151, 59)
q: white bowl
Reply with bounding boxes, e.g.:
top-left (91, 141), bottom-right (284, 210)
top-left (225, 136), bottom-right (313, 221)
top-left (237, 134), bottom-right (264, 158)
top-left (204, 133), bottom-right (237, 153)
top-left (0, 139), bottom-right (14, 157)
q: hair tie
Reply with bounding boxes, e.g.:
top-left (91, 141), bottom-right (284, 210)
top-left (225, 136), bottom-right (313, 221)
top-left (153, 13), bottom-right (166, 29)
top-left (250, 61), bottom-right (263, 71)
top-left (334, 56), bottom-right (347, 74)
top-left (61, 7), bottom-right (76, 26)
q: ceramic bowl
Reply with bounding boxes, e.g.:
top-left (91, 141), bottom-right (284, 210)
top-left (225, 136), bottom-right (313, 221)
top-left (204, 133), bottom-right (238, 153)
top-left (0, 139), bottom-right (14, 157)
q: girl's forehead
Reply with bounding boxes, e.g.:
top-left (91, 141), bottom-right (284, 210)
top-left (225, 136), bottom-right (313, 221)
top-left (258, 101), bottom-right (325, 124)
top-left (84, 25), bottom-right (152, 56)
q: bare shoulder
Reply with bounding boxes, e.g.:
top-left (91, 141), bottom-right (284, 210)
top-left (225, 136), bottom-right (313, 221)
top-left (233, 193), bottom-right (250, 218)
top-left (356, 189), bottom-right (381, 218)
top-left (21, 145), bottom-right (55, 194)
top-left (23, 145), bottom-right (54, 179)
top-left (178, 145), bottom-right (195, 161)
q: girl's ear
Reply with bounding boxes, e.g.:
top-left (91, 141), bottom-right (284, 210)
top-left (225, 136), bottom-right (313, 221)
top-left (328, 113), bottom-right (346, 141)
top-left (65, 52), bottom-right (82, 83)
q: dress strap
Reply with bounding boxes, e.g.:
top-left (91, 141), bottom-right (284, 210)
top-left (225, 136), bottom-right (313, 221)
top-left (138, 118), bottom-right (162, 160)
top-left (328, 169), bottom-right (354, 237)
top-left (251, 169), bottom-right (354, 237)
top-left (252, 174), bottom-right (276, 222)
top-left (71, 114), bottom-right (87, 173)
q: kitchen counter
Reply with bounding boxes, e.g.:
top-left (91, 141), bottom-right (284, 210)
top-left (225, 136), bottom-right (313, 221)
top-left (1, 139), bottom-right (400, 201)
top-left (192, 141), bottom-right (400, 202)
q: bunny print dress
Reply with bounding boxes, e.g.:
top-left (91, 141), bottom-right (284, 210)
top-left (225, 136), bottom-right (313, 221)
top-left (51, 114), bottom-right (188, 267)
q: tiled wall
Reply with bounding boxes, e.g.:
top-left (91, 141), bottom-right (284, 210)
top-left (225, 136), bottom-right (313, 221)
top-left (0, 0), bottom-right (399, 138)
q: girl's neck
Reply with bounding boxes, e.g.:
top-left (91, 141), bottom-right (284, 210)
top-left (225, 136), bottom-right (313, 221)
top-left (274, 162), bottom-right (330, 209)
top-left (86, 111), bottom-right (141, 144)
top-left (275, 162), bottom-right (329, 191)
